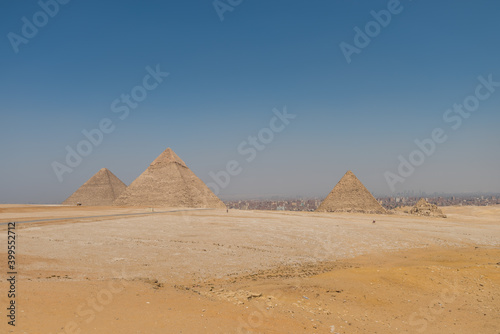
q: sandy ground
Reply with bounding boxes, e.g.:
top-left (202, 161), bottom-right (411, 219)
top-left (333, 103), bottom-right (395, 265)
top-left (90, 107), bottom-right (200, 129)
top-left (0, 205), bottom-right (499, 333)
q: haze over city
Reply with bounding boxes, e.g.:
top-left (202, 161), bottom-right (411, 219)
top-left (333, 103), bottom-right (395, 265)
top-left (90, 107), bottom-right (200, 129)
top-left (1, 0), bottom-right (499, 204)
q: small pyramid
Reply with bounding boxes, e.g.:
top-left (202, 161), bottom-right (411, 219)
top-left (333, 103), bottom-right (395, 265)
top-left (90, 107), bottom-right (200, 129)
top-left (316, 171), bottom-right (386, 214)
top-left (409, 198), bottom-right (446, 218)
top-left (113, 148), bottom-right (226, 209)
top-left (62, 168), bottom-right (127, 206)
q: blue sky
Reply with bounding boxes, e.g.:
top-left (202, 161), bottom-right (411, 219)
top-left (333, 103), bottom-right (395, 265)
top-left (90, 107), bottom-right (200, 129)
top-left (1, 0), bottom-right (499, 203)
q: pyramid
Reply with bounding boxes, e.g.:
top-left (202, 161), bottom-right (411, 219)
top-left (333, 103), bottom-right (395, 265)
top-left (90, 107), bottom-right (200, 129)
top-left (62, 168), bottom-right (127, 206)
top-left (113, 148), bottom-right (226, 209)
top-left (409, 198), bottom-right (447, 218)
top-left (316, 170), bottom-right (386, 214)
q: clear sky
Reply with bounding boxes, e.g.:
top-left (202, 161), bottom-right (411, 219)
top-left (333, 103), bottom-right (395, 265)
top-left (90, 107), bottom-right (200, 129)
top-left (1, 0), bottom-right (499, 203)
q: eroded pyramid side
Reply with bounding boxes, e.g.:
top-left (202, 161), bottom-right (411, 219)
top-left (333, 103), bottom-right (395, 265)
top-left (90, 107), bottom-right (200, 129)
top-left (409, 198), bottom-right (447, 218)
top-left (62, 168), bottom-right (127, 206)
top-left (316, 170), bottom-right (386, 214)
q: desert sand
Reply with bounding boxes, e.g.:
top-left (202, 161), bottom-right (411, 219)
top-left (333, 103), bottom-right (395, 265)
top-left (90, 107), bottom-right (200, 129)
top-left (0, 205), bottom-right (499, 333)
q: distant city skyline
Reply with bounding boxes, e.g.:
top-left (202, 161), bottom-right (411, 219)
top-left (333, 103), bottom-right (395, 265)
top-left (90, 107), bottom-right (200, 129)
top-left (225, 195), bottom-right (500, 212)
top-left (1, 0), bottom-right (499, 204)
top-left (217, 191), bottom-right (500, 202)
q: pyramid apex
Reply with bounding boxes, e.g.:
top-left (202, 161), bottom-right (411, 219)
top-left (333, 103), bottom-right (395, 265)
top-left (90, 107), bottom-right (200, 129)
top-left (340, 170), bottom-right (357, 179)
top-left (97, 168), bottom-right (114, 176)
top-left (416, 198), bottom-right (428, 205)
top-left (151, 147), bottom-right (187, 167)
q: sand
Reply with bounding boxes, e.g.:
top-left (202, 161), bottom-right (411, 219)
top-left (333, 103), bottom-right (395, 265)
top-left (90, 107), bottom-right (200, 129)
top-left (0, 205), bottom-right (499, 333)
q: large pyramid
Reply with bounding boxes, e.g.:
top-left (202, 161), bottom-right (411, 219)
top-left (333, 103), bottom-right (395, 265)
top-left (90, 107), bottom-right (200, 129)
top-left (62, 168), bottom-right (127, 206)
top-left (316, 170), bottom-right (386, 214)
top-left (113, 148), bottom-right (226, 209)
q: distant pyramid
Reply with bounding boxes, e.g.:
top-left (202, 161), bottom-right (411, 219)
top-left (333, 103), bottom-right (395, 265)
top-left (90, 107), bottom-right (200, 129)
top-left (409, 198), bottom-right (447, 218)
top-left (113, 148), bottom-right (226, 209)
top-left (316, 170), bottom-right (386, 214)
top-left (62, 168), bottom-right (127, 206)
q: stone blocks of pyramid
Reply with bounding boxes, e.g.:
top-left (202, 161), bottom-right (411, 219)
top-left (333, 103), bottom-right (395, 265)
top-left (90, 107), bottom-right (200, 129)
top-left (316, 170), bottom-right (386, 214)
top-left (409, 198), bottom-right (447, 218)
top-left (113, 148), bottom-right (226, 209)
top-left (62, 168), bottom-right (127, 206)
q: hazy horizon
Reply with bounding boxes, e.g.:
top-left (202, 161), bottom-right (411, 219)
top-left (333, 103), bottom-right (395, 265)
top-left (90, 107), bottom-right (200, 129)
top-left (1, 1), bottom-right (499, 204)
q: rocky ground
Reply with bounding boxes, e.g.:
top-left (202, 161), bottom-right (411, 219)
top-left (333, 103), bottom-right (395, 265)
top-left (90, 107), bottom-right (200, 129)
top-left (0, 205), bottom-right (499, 333)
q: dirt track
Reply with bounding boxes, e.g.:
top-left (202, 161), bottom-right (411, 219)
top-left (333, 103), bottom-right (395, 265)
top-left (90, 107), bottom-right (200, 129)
top-left (0, 205), bottom-right (499, 333)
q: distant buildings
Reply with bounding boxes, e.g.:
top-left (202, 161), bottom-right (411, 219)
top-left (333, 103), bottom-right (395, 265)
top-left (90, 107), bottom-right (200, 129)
top-left (225, 198), bottom-right (322, 211)
top-left (225, 195), bottom-right (500, 211)
top-left (368, 195), bottom-right (499, 210)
